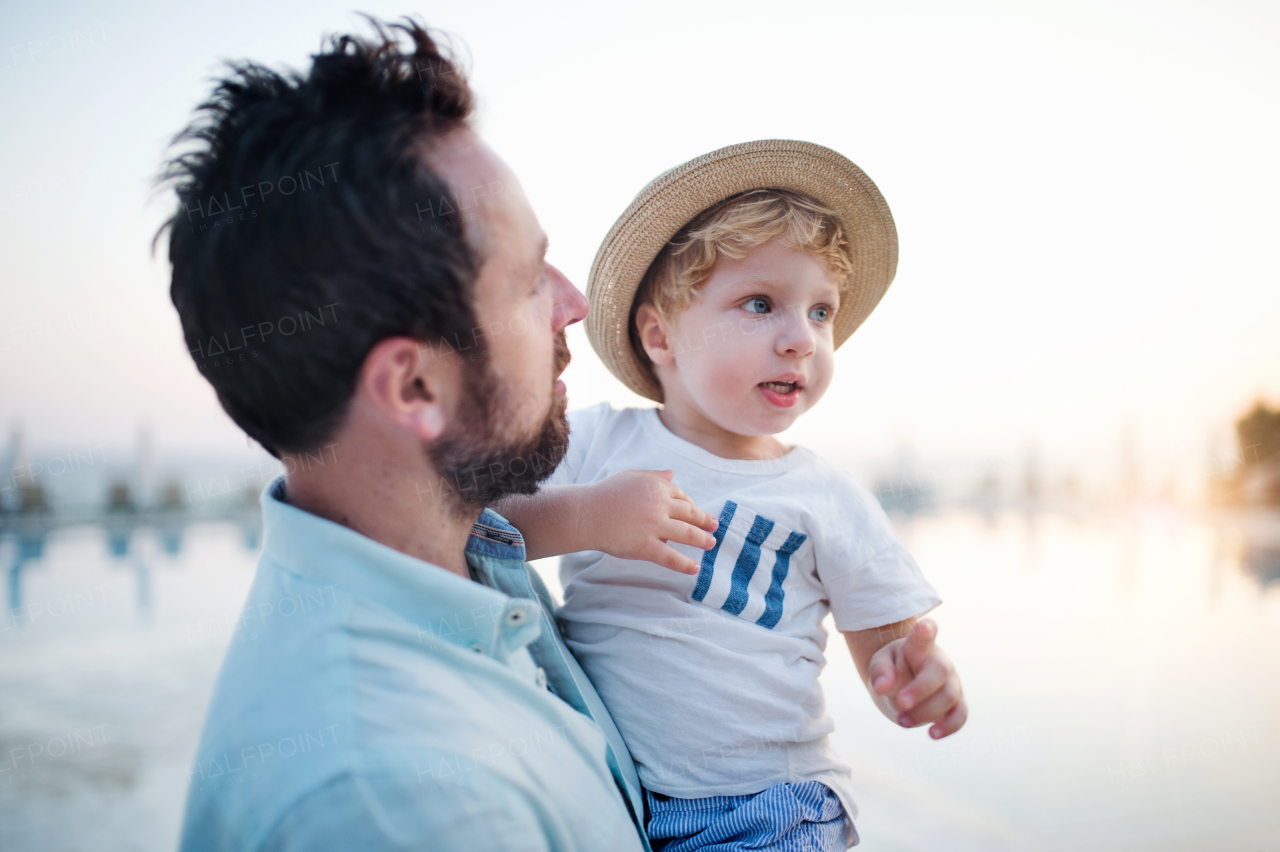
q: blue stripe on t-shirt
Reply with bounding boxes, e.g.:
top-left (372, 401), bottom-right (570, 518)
top-left (693, 501), bottom-right (737, 602)
top-left (721, 514), bottom-right (775, 616)
top-left (755, 530), bottom-right (808, 629)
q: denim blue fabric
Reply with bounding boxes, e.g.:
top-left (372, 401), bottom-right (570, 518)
top-left (178, 478), bottom-right (648, 852)
top-left (646, 781), bottom-right (851, 852)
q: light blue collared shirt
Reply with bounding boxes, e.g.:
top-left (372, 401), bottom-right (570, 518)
top-left (179, 479), bottom-right (649, 851)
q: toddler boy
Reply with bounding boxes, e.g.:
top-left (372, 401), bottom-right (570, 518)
top-left (499, 140), bottom-right (966, 851)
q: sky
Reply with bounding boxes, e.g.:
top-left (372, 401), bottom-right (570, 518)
top-left (1, 0), bottom-right (1278, 497)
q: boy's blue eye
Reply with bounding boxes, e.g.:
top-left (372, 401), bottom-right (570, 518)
top-left (809, 306), bottom-right (830, 323)
top-left (745, 298), bottom-right (770, 314)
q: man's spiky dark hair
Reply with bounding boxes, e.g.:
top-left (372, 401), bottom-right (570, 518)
top-left (159, 18), bottom-right (478, 456)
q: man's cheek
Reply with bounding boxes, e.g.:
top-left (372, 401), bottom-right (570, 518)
top-left (518, 338), bottom-right (555, 397)
top-left (494, 313), bottom-right (544, 371)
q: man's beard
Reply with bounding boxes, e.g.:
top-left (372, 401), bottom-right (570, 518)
top-left (428, 334), bottom-right (571, 517)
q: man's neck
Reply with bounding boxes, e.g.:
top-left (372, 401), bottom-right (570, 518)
top-left (281, 443), bottom-right (478, 578)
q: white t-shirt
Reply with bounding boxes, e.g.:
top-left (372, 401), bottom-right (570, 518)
top-left (547, 404), bottom-right (940, 822)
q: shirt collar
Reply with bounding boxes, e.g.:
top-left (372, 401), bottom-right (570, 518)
top-left (466, 509), bottom-right (527, 561)
top-left (639, 407), bottom-right (812, 475)
top-left (260, 477), bottom-right (537, 658)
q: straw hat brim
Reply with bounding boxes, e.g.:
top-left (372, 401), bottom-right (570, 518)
top-left (585, 139), bottom-right (898, 403)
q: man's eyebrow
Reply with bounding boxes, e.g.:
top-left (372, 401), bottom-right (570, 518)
top-left (526, 234), bottom-right (549, 280)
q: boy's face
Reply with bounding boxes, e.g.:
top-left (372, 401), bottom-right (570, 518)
top-left (646, 238), bottom-right (840, 438)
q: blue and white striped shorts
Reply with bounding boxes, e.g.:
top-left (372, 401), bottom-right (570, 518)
top-left (645, 781), bottom-right (852, 851)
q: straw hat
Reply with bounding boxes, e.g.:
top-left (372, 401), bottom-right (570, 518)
top-left (585, 139), bottom-right (898, 402)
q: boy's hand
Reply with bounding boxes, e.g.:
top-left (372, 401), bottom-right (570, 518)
top-left (582, 469), bottom-right (718, 575)
top-left (866, 619), bottom-right (967, 739)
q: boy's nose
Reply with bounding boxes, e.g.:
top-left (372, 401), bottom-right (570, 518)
top-left (775, 308), bottom-right (816, 357)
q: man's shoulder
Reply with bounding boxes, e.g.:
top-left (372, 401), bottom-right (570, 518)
top-left (183, 603), bottom-right (606, 851)
top-left (180, 764), bottom-right (558, 852)
top-left (184, 650), bottom-right (642, 852)
top-left (258, 769), bottom-right (545, 850)
top-left (182, 580), bottom-right (351, 851)
top-left (184, 764), bottom-right (644, 852)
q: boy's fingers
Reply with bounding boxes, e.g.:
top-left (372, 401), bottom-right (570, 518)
top-left (897, 678), bottom-right (960, 727)
top-left (668, 498), bottom-right (719, 534)
top-left (928, 698), bottom-right (968, 740)
top-left (642, 541), bottom-right (700, 575)
top-left (896, 657), bottom-right (948, 711)
top-left (902, 619), bottom-right (937, 673)
top-left (666, 481), bottom-right (694, 505)
top-left (658, 480), bottom-right (719, 534)
top-left (867, 650), bottom-right (904, 695)
top-left (695, 507), bottom-right (718, 532)
top-left (660, 519), bottom-right (717, 551)
top-left (623, 468), bottom-right (674, 481)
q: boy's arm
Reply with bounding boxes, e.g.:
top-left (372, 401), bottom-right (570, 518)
top-left (494, 469), bottom-right (718, 573)
top-left (843, 618), bottom-right (967, 739)
top-left (494, 485), bottom-right (594, 562)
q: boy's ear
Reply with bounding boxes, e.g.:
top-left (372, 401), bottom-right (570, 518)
top-left (635, 303), bottom-right (675, 367)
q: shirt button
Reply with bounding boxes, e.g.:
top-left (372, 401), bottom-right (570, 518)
top-left (535, 667), bottom-right (548, 690)
top-left (505, 606), bottom-right (528, 627)
top-left (468, 642), bottom-right (485, 654)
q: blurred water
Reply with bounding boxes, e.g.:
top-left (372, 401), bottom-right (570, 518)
top-left (1, 507), bottom-right (1278, 851)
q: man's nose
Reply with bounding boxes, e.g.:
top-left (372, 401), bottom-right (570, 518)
top-left (547, 262), bottom-right (589, 331)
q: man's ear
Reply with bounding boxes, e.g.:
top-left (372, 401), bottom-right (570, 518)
top-left (635, 303), bottom-right (675, 367)
top-left (358, 337), bottom-right (453, 442)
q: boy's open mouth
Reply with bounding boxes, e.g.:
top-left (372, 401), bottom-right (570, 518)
top-left (757, 379), bottom-right (803, 408)
top-left (759, 381), bottom-right (799, 394)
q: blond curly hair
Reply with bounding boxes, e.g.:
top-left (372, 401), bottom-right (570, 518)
top-left (633, 188), bottom-right (853, 321)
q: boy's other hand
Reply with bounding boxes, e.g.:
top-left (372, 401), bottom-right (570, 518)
top-left (582, 469), bottom-right (718, 575)
top-left (867, 619), bottom-right (967, 739)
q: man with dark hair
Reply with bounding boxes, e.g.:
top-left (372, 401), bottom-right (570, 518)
top-left (163, 19), bottom-right (649, 851)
